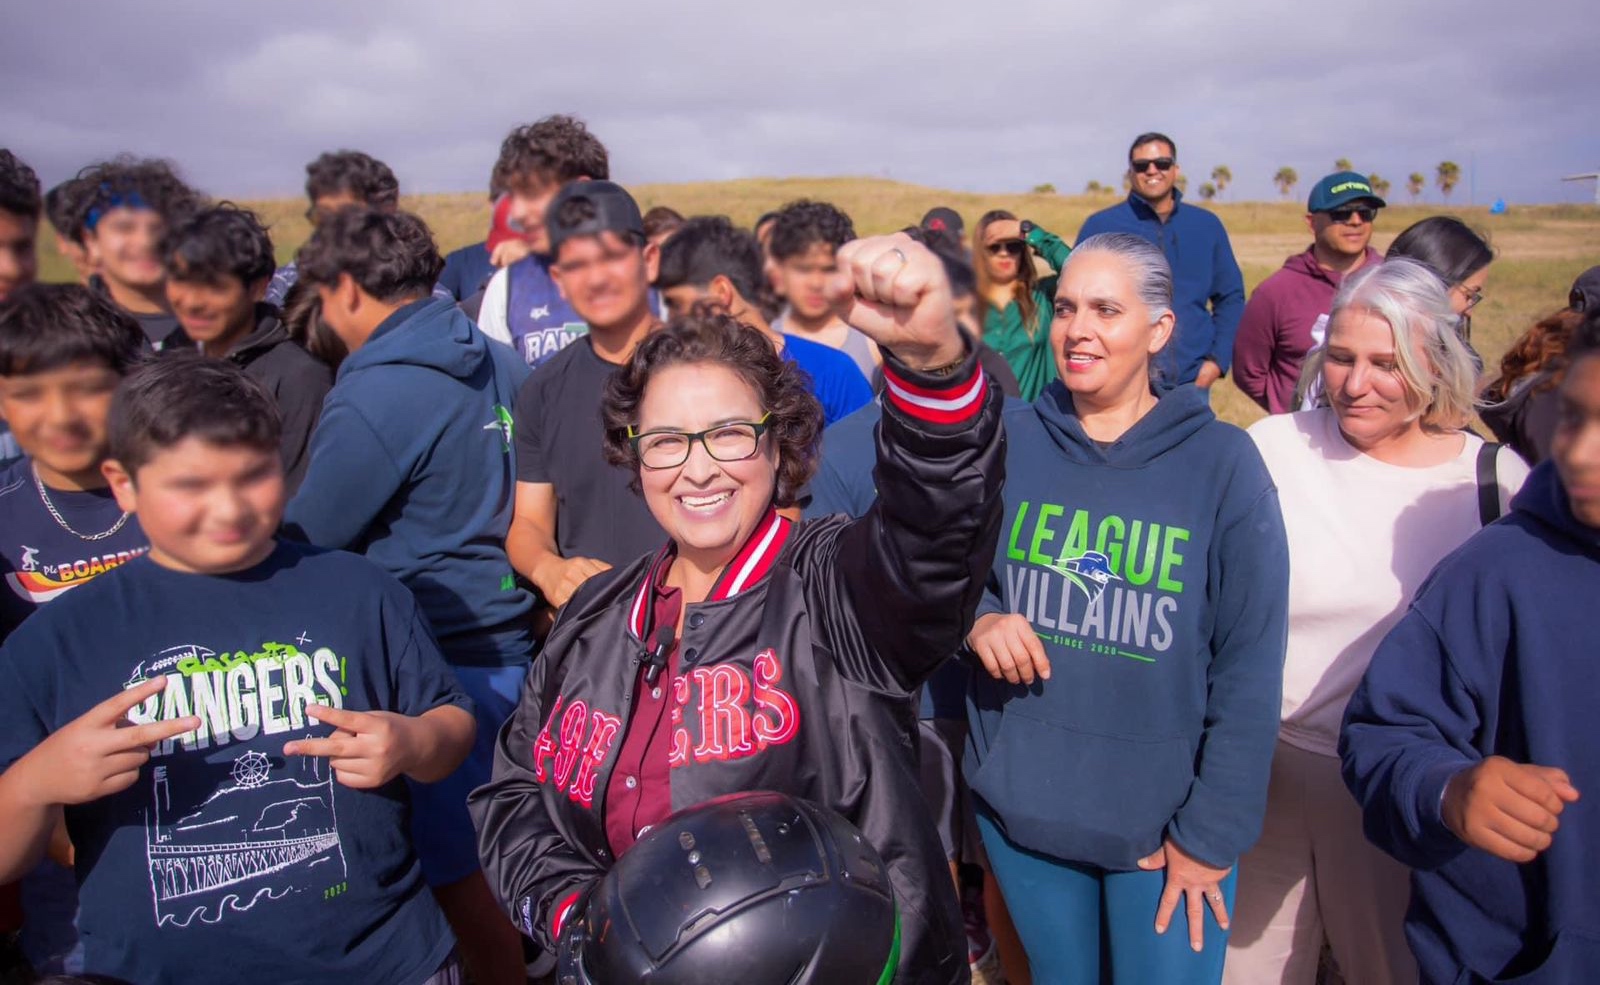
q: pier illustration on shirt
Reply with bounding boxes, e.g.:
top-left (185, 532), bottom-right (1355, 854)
top-left (145, 744), bottom-right (346, 927)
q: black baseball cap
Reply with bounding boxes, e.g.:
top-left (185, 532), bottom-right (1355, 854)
top-left (920, 206), bottom-right (965, 240)
top-left (546, 180), bottom-right (643, 256)
top-left (1570, 266), bottom-right (1600, 313)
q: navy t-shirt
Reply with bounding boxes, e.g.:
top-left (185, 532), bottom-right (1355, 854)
top-left (0, 540), bottom-right (466, 985)
top-left (0, 457), bottom-right (149, 641)
top-left (437, 241), bottom-right (494, 302)
top-left (782, 333), bottom-right (872, 426)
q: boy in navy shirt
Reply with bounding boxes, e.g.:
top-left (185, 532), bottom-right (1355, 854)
top-left (163, 204), bottom-right (333, 495)
top-left (0, 354), bottom-right (474, 985)
top-left (0, 283), bottom-right (149, 975)
top-left (265, 150), bottom-right (401, 308)
top-left (284, 208), bottom-right (530, 985)
top-left (656, 215), bottom-right (871, 426)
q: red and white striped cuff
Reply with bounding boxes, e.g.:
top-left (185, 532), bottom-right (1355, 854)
top-left (551, 889), bottom-right (584, 940)
top-left (881, 361), bottom-right (988, 426)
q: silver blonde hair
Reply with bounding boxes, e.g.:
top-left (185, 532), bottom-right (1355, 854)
top-left (1300, 258), bottom-right (1479, 429)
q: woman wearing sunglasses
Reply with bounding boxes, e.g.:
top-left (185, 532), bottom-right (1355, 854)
top-left (470, 234), bottom-right (1005, 984)
top-left (974, 209), bottom-right (1072, 401)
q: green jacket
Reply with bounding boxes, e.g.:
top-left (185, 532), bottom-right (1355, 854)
top-left (981, 225), bottom-right (1071, 402)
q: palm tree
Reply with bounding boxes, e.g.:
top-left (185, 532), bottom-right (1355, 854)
top-left (1368, 173), bottom-right (1392, 200)
top-left (1335, 158), bottom-right (1354, 172)
top-left (1210, 165), bottom-right (1232, 199)
top-left (1407, 172), bottom-right (1426, 202)
top-left (1198, 182), bottom-right (1218, 202)
top-left (1084, 179), bottom-right (1105, 194)
top-left (1436, 161), bottom-right (1462, 201)
top-left (1273, 167), bottom-right (1299, 199)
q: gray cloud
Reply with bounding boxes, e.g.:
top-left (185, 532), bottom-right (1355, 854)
top-left (3, 0), bottom-right (1597, 206)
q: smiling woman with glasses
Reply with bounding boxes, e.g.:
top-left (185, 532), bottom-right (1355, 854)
top-left (471, 235), bottom-right (1006, 985)
top-left (973, 209), bottom-right (1074, 401)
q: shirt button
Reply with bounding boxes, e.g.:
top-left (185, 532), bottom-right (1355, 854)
top-left (688, 613), bottom-right (706, 629)
top-left (684, 647), bottom-right (699, 661)
top-left (624, 775), bottom-right (638, 790)
top-left (651, 687), bottom-right (662, 700)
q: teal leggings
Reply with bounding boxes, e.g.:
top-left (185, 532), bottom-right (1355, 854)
top-left (977, 809), bottom-right (1236, 985)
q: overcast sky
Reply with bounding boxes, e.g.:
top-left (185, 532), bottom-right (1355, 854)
top-left (4, 0), bottom-right (1598, 206)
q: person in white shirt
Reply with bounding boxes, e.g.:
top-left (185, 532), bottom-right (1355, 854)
top-left (1226, 259), bottom-right (1530, 985)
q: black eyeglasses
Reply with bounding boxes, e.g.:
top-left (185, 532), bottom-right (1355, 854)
top-left (986, 240), bottom-right (1025, 257)
top-left (1131, 157), bottom-right (1176, 173)
top-left (1326, 207), bottom-right (1378, 224)
top-left (628, 414), bottom-right (772, 470)
top-left (1457, 284), bottom-right (1484, 312)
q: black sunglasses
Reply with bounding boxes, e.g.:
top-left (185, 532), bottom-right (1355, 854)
top-left (1326, 207), bottom-right (1378, 224)
top-left (1131, 157), bottom-right (1176, 173)
top-left (986, 240), bottom-right (1026, 257)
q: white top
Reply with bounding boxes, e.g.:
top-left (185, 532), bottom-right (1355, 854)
top-left (1248, 408), bottom-right (1531, 756)
top-left (475, 266), bottom-right (513, 348)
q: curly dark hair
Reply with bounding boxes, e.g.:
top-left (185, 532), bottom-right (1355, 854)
top-left (601, 310), bottom-right (823, 507)
top-left (295, 208), bottom-right (443, 303)
top-left (1484, 308), bottom-right (1586, 402)
top-left (163, 203), bottom-right (277, 286)
top-left (491, 115), bottom-right (609, 195)
top-left (72, 156), bottom-right (203, 236)
top-left (0, 283), bottom-right (147, 376)
top-left (642, 205), bottom-right (684, 241)
top-left (0, 149), bottom-right (41, 220)
top-left (110, 350), bottom-right (280, 477)
top-left (768, 199), bottom-right (856, 262)
top-left (305, 151), bottom-right (400, 210)
top-left (44, 177), bottom-right (89, 240)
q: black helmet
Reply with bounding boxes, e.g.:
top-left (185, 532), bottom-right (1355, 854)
top-left (557, 791), bottom-right (900, 984)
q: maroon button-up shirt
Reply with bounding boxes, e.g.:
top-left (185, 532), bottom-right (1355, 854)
top-left (602, 580), bottom-right (682, 856)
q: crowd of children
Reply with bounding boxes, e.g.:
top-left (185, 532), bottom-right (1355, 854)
top-left (0, 120), bottom-right (1596, 985)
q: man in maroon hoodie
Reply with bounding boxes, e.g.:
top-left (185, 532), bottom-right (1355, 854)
top-left (1233, 172), bottom-right (1385, 412)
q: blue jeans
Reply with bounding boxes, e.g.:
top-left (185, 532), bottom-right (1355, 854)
top-left (977, 808), bottom-right (1236, 985)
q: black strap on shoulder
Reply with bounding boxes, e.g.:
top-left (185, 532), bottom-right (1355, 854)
top-left (1477, 441), bottom-right (1502, 526)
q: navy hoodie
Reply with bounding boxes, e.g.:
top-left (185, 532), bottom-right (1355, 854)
top-left (966, 381), bottom-right (1288, 871)
top-left (284, 297), bottom-right (534, 665)
top-left (1341, 461), bottom-right (1600, 984)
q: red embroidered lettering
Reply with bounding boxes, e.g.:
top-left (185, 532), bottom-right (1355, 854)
top-left (669, 675), bottom-right (691, 768)
top-left (752, 648), bottom-right (800, 748)
top-left (692, 665), bottom-right (753, 762)
top-left (550, 699), bottom-right (589, 790)
top-left (568, 709), bottom-right (622, 807)
top-left (531, 695), bottom-right (564, 782)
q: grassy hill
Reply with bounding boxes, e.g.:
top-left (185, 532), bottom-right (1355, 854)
top-left (36, 178), bottom-right (1599, 428)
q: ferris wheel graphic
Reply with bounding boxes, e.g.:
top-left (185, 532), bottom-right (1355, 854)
top-left (230, 750), bottom-right (272, 789)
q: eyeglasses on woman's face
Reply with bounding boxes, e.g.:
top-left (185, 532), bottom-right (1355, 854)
top-left (628, 414), bottom-right (772, 470)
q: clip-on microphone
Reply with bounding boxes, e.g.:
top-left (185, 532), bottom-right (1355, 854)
top-left (643, 623), bottom-right (675, 687)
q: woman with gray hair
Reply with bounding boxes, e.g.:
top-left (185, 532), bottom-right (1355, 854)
top-left (963, 232), bottom-right (1290, 983)
top-left (1225, 257), bottom-right (1529, 985)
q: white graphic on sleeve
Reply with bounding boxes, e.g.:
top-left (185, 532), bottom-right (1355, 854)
top-left (19, 546), bottom-right (38, 572)
top-left (131, 639), bottom-right (352, 928)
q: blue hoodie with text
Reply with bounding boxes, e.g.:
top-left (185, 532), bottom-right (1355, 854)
top-left (284, 297), bottom-right (533, 666)
top-left (965, 381), bottom-right (1288, 871)
top-left (1341, 461), bottom-right (1600, 984)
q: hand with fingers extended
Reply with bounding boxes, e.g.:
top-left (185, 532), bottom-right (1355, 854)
top-left (823, 233), bottom-right (965, 371)
top-left (1442, 755), bottom-right (1581, 863)
top-left (535, 555), bottom-right (612, 609)
top-left (284, 704), bottom-right (430, 790)
top-left (490, 238), bottom-right (534, 268)
top-left (966, 612), bottom-right (1051, 686)
top-left (1137, 838), bottom-right (1232, 953)
top-left (8, 676), bottom-right (199, 808)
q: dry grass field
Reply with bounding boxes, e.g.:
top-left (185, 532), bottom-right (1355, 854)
top-left (37, 178), bottom-right (1598, 429)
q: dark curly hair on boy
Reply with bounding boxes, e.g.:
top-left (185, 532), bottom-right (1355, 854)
top-left (0, 149), bottom-right (42, 220)
top-left (72, 156), bottom-right (203, 235)
top-left (294, 208), bottom-right (443, 304)
top-left (767, 199), bottom-right (856, 262)
top-left (304, 150), bottom-right (400, 211)
top-left (491, 115), bottom-right (609, 195)
top-left (600, 310), bottom-right (823, 507)
top-left (162, 203), bottom-right (277, 286)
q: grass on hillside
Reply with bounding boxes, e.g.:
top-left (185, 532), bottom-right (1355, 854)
top-left (34, 179), bottom-right (1599, 429)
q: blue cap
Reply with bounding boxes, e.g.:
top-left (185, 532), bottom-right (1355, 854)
top-left (1306, 171), bottom-right (1386, 212)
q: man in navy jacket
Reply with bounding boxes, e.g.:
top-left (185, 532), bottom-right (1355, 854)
top-left (1077, 132), bottom-right (1245, 388)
